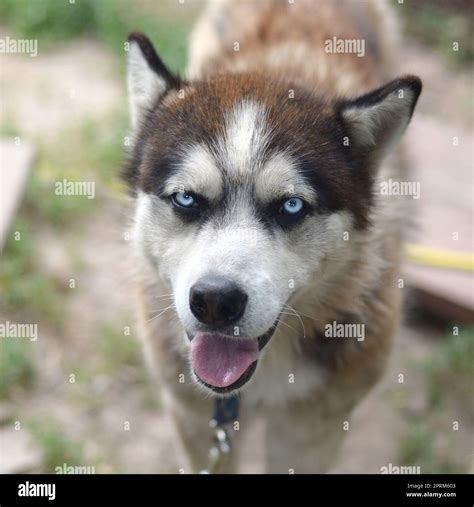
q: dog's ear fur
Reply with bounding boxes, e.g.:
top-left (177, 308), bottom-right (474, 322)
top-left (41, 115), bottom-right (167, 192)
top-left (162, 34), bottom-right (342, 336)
top-left (338, 76), bottom-right (422, 168)
top-left (126, 32), bottom-right (180, 129)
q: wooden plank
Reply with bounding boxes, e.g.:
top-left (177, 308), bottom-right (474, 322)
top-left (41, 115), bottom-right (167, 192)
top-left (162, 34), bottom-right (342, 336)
top-left (403, 115), bottom-right (473, 322)
top-left (0, 139), bottom-right (35, 251)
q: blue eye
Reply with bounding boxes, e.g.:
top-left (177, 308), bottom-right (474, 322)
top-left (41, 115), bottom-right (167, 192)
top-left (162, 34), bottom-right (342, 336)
top-left (173, 191), bottom-right (195, 208)
top-left (281, 197), bottom-right (304, 215)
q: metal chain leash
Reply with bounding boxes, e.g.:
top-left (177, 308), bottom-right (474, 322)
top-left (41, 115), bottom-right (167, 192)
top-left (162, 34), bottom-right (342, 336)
top-left (200, 396), bottom-right (239, 474)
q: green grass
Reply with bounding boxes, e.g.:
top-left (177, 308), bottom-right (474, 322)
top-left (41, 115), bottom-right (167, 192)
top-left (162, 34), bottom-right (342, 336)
top-left (75, 114), bottom-right (129, 188)
top-left (98, 323), bottom-right (142, 371)
top-left (0, 0), bottom-right (130, 49)
top-left (398, 327), bottom-right (473, 474)
top-left (0, 115), bottom-right (21, 137)
top-left (11, 110), bottom-right (129, 229)
top-left (0, 337), bottom-right (35, 398)
top-left (1, 0), bottom-right (98, 37)
top-left (425, 327), bottom-right (474, 417)
top-left (0, 0), bottom-right (195, 74)
top-left (399, 420), bottom-right (433, 467)
top-left (0, 218), bottom-right (63, 321)
top-left (29, 420), bottom-right (85, 472)
top-left (399, 419), bottom-right (465, 473)
top-left (63, 323), bottom-right (147, 412)
top-left (23, 169), bottom-right (99, 226)
top-left (397, 1), bottom-right (473, 65)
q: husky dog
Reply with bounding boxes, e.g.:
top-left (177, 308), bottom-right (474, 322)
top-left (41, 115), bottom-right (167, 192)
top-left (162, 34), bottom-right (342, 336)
top-left (124, 0), bottom-right (421, 473)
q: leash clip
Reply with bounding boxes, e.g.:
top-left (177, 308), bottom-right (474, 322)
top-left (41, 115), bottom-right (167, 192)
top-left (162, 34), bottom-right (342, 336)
top-left (200, 396), bottom-right (239, 474)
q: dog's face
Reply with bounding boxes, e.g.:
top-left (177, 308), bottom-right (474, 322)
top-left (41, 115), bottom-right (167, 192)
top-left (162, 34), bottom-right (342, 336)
top-left (125, 34), bottom-right (421, 395)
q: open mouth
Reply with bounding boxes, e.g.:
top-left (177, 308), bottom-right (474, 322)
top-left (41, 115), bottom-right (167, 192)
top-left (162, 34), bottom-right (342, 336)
top-left (190, 325), bottom-right (276, 394)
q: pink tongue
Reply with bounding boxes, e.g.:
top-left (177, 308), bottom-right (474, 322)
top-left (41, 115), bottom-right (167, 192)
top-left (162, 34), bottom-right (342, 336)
top-left (191, 333), bottom-right (259, 388)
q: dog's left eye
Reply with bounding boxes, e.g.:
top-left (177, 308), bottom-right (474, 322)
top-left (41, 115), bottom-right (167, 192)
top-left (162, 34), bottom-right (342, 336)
top-left (281, 197), bottom-right (305, 216)
top-left (172, 191), bottom-right (196, 209)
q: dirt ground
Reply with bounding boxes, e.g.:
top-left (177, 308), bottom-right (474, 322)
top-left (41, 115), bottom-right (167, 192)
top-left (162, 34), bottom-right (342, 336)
top-left (0, 19), bottom-right (472, 474)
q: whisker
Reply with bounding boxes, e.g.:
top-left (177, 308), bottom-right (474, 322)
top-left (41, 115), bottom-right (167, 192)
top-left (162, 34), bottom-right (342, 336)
top-left (280, 304), bottom-right (307, 339)
top-left (275, 318), bottom-right (299, 336)
top-left (283, 304), bottom-right (322, 324)
top-left (148, 304), bottom-right (176, 323)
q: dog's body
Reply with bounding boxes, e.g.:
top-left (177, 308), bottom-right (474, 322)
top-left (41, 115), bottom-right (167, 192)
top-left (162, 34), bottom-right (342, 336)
top-left (124, 0), bottom-right (421, 473)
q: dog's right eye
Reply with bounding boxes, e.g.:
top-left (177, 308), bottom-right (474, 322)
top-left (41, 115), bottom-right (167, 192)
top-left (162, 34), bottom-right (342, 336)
top-left (171, 191), bottom-right (196, 209)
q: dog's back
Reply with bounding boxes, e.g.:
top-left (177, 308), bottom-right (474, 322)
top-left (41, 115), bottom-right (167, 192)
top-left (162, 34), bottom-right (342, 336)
top-left (189, 0), bottom-right (399, 93)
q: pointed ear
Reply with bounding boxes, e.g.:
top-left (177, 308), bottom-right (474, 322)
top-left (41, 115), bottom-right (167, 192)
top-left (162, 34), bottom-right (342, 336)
top-left (126, 32), bottom-right (180, 129)
top-left (338, 76), bottom-right (422, 168)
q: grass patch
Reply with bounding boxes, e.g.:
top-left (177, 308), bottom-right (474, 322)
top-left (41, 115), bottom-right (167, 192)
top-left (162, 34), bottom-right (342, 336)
top-left (18, 110), bottom-right (129, 228)
top-left (0, 0), bottom-right (130, 49)
top-left (425, 327), bottom-right (474, 418)
top-left (399, 420), bottom-right (433, 467)
top-left (0, 115), bottom-right (21, 137)
top-left (398, 326), bottom-right (473, 474)
top-left (397, 1), bottom-right (473, 65)
top-left (0, 0), bottom-right (195, 74)
top-left (23, 168), bottom-right (98, 226)
top-left (399, 419), bottom-right (466, 474)
top-left (75, 113), bottom-right (129, 189)
top-left (0, 218), bottom-right (63, 321)
top-left (0, 337), bottom-right (35, 398)
top-left (29, 420), bottom-right (85, 472)
top-left (98, 322), bottom-right (142, 371)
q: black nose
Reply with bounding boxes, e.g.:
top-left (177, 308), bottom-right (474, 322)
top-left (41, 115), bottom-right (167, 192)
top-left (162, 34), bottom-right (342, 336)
top-left (189, 276), bottom-right (248, 326)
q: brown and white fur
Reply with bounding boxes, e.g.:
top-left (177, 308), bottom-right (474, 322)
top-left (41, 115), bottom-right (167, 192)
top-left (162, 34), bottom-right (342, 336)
top-left (123, 0), bottom-right (421, 473)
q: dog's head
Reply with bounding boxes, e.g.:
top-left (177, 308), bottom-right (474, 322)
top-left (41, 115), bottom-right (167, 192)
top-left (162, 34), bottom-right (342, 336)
top-left (124, 33), bottom-right (421, 395)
